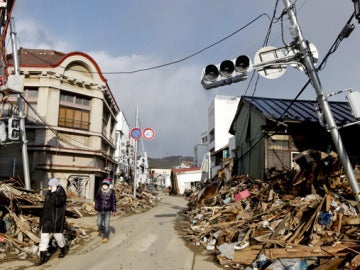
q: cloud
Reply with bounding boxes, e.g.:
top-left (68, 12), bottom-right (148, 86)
top-left (89, 51), bottom-right (209, 157)
top-left (14, 18), bottom-right (70, 52)
top-left (13, 14), bottom-right (210, 158)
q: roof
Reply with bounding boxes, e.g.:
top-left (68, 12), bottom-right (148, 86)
top-left (172, 167), bottom-right (201, 174)
top-left (6, 48), bottom-right (120, 112)
top-left (240, 96), bottom-right (356, 125)
top-left (7, 48), bottom-right (66, 67)
top-left (7, 48), bottom-right (107, 82)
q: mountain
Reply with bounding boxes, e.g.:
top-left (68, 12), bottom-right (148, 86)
top-left (148, 155), bottom-right (194, 169)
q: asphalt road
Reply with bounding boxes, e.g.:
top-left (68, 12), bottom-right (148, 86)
top-left (20, 193), bottom-right (223, 270)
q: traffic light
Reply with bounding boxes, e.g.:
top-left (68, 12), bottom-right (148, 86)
top-left (201, 55), bottom-right (252, 90)
top-left (8, 118), bottom-right (20, 140)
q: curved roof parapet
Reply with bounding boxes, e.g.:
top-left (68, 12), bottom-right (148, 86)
top-left (7, 48), bottom-right (107, 82)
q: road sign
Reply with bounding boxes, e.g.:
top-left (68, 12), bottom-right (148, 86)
top-left (130, 127), bottom-right (142, 140)
top-left (143, 128), bottom-right (155, 140)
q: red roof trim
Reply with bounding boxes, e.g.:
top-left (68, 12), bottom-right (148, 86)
top-left (172, 167), bottom-right (201, 174)
top-left (8, 49), bottom-right (107, 83)
top-left (54, 51), bottom-right (107, 82)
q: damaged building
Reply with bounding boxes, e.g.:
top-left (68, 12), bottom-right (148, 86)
top-left (229, 96), bottom-right (360, 179)
top-left (0, 48), bottom-right (120, 200)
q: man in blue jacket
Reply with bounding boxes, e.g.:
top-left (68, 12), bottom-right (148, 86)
top-left (95, 178), bottom-right (116, 243)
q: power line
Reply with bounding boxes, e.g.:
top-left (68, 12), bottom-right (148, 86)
top-left (15, 13), bottom-right (270, 76)
top-left (103, 13), bottom-right (271, 75)
top-left (237, 9), bottom-right (356, 162)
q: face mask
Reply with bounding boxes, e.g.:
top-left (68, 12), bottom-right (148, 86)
top-left (102, 184), bottom-right (109, 190)
top-left (49, 186), bottom-right (57, 192)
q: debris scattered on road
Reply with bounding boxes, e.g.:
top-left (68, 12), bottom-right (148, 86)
top-left (180, 150), bottom-right (360, 269)
top-left (0, 180), bottom-right (159, 261)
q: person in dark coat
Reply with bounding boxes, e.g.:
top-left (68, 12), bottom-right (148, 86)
top-left (37, 178), bottom-right (67, 265)
top-left (95, 178), bottom-right (116, 243)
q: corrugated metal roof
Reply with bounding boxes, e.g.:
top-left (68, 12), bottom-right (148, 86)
top-left (242, 96), bottom-right (356, 125)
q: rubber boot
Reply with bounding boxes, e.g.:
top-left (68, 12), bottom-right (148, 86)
top-left (37, 251), bottom-right (48, 266)
top-left (58, 246), bottom-right (67, 258)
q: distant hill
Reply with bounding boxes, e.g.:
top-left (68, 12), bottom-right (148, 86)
top-left (148, 155), bottom-right (194, 169)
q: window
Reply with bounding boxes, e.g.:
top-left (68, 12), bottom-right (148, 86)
top-left (59, 91), bottom-right (90, 130)
top-left (102, 110), bottom-right (109, 135)
top-left (59, 107), bottom-right (89, 130)
top-left (24, 87), bottom-right (38, 123)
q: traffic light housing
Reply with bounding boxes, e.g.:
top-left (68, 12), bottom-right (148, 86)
top-left (201, 55), bottom-right (252, 90)
top-left (8, 118), bottom-right (20, 140)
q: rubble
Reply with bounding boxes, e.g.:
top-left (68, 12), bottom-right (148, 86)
top-left (180, 150), bottom-right (360, 269)
top-left (0, 179), bottom-right (159, 262)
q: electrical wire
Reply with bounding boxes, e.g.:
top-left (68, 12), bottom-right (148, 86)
top-left (275, 12), bottom-right (356, 121)
top-left (14, 13), bottom-right (270, 76)
top-left (19, 96), bottom-right (110, 152)
top-left (234, 0), bottom-right (281, 165)
top-left (235, 8), bottom-right (356, 163)
top-left (105, 13), bottom-right (271, 74)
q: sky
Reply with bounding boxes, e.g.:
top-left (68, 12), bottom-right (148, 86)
top-left (9, 0), bottom-right (360, 158)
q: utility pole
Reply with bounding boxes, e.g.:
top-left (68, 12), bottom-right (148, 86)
top-left (9, 18), bottom-right (31, 190)
top-left (133, 106), bottom-right (139, 199)
top-left (283, 0), bottom-right (360, 201)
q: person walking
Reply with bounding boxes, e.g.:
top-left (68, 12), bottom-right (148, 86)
top-left (38, 178), bottom-right (67, 265)
top-left (95, 178), bottom-right (116, 243)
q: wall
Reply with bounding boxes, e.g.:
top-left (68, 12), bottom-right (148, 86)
top-left (176, 170), bottom-right (202, 195)
top-left (232, 103), bottom-right (266, 179)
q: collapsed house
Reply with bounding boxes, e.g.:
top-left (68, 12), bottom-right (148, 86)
top-left (180, 150), bottom-right (360, 269)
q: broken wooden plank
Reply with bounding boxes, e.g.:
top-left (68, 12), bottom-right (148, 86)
top-left (264, 244), bottom-right (353, 260)
top-left (232, 245), bottom-right (264, 265)
top-left (313, 257), bottom-right (344, 270)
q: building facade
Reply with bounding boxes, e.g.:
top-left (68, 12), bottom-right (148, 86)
top-left (207, 95), bottom-right (240, 177)
top-left (171, 167), bottom-right (202, 195)
top-left (230, 96), bottom-right (360, 179)
top-left (114, 111), bottom-right (131, 183)
top-left (1, 48), bottom-right (120, 200)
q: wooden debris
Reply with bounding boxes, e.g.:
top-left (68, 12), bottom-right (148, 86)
top-left (0, 179), bottom-right (159, 261)
top-left (179, 150), bottom-right (360, 269)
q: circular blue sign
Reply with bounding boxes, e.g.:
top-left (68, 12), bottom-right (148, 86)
top-left (130, 128), bottom-right (142, 140)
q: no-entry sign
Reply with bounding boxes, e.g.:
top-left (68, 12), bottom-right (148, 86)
top-left (143, 128), bottom-right (155, 140)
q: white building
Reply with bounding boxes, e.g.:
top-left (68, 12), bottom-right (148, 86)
top-left (114, 111), bottom-right (131, 182)
top-left (171, 167), bottom-right (202, 195)
top-left (207, 95), bottom-right (240, 176)
top-left (193, 130), bottom-right (208, 167)
top-left (151, 168), bottom-right (171, 188)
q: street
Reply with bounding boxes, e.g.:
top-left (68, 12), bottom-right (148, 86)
top-left (6, 193), bottom-right (223, 270)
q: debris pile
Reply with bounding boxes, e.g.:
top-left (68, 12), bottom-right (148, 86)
top-left (181, 150), bottom-right (360, 269)
top-left (0, 179), bottom-right (159, 261)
